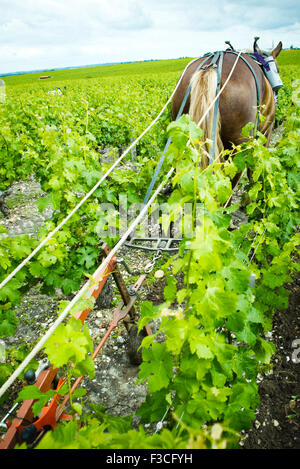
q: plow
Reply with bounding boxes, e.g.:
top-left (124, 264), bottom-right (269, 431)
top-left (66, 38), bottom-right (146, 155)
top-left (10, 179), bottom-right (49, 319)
top-left (0, 242), bottom-right (150, 449)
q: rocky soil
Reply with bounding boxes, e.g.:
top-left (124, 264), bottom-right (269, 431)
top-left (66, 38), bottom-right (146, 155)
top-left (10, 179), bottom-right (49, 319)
top-left (0, 175), bottom-right (299, 449)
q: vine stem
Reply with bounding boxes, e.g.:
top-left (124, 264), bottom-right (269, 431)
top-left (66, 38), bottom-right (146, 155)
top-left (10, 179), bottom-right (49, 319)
top-left (0, 130), bottom-right (9, 152)
top-left (183, 140), bottom-right (203, 313)
top-left (84, 99), bottom-right (89, 162)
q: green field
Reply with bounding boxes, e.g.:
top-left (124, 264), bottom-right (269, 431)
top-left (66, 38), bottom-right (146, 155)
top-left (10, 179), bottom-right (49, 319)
top-left (0, 48), bottom-right (299, 450)
top-left (2, 57), bottom-right (192, 87)
top-left (2, 49), bottom-right (299, 88)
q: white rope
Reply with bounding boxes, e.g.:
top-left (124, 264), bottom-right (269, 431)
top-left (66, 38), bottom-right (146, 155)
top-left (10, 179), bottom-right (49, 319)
top-left (0, 168), bottom-right (174, 399)
top-left (0, 58), bottom-right (199, 292)
top-left (0, 53), bottom-right (242, 398)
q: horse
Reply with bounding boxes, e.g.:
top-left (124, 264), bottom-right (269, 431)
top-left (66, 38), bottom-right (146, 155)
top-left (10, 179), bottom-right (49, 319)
top-left (171, 40), bottom-right (283, 172)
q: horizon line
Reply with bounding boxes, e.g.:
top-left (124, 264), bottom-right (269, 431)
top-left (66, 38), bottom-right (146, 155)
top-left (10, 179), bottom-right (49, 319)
top-left (0, 56), bottom-right (191, 78)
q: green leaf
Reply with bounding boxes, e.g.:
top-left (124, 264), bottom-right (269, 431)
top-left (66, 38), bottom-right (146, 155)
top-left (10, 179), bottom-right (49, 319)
top-left (138, 301), bottom-right (159, 333)
top-left (72, 402), bottom-right (83, 415)
top-left (29, 261), bottom-right (48, 278)
top-left (139, 343), bottom-right (173, 392)
top-left (37, 194), bottom-right (51, 213)
top-left (248, 182), bottom-right (262, 201)
top-left (188, 330), bottom-right (214, 359)
top-left (0, 310), bottom-right (18, 337)
top-left (163, 275), bottom-right (177, 302)
top-left (162, 317), bottom-right (187, 355)
top-left (44, 318), bottom-right (92, 368)
top-left (176, 288), bottom-right (187, 304)
top-left (221, 266), bottom-right (251, 294)
top-left (236, 323), bottom-right (257, 346)
top-left (241, 121), bottom-right (255, 137)
top-left (253, 338), bottom-right (276, 364)
top-left (17, 386), bottom-right (56, 417)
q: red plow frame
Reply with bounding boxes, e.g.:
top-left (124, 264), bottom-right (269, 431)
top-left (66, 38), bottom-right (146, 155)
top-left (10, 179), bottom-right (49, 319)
top-left (0, 243), bottom-right (148, 449)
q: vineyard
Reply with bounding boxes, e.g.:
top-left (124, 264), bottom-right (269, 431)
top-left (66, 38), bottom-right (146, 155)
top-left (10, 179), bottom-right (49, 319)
top-left (0, 50), bottom-right (299, 450)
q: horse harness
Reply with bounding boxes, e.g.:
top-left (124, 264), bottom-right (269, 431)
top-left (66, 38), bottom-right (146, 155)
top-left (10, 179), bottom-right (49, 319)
top-left (191, 47), bottom-right (283, 162)
top-left (199, 49), bottom-right (261, 162)
top-left (136, 42), bottom-right (283, 221)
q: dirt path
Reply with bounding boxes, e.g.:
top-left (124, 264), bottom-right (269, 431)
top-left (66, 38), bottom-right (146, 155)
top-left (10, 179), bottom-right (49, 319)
top-left (0, 177), bottom-right (159, 424)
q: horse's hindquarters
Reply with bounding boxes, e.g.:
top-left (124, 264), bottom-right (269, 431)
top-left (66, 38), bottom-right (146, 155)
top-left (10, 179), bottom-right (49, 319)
top-left (172, 51), bottom-right (276, 151)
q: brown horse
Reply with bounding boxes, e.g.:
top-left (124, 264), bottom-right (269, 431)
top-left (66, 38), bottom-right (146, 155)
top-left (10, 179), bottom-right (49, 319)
top-left (172, 42), bottom-right (282, 169)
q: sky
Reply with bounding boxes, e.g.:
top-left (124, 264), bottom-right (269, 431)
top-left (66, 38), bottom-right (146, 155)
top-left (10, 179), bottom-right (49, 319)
top-left (0, 0), bottom-right (299, 74)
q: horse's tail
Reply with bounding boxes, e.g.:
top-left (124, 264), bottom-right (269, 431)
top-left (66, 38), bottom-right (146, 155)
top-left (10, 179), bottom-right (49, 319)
top-left (189, 68), bottom-right (223, 168)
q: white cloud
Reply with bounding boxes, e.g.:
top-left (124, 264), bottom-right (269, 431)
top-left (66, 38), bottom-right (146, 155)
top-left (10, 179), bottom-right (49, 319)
top-left (0, 0), bottom-right (299, 74)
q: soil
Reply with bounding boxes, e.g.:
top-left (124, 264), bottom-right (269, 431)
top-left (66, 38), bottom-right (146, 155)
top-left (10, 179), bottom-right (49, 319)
top-left (0, 176), bottom-right (300, 449)
top-left (242, 274), bottom-right (300, 449)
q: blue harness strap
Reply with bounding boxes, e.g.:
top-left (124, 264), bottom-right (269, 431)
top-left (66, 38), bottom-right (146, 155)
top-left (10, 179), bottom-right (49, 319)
top-left (142, 54), bottom-right (214, 207)
top-left (210, 51), bottom-right (262, 160)
top-left (209, 51), bottom-right (224, 163)
top-left (174, 54), bottom-right (214, 122)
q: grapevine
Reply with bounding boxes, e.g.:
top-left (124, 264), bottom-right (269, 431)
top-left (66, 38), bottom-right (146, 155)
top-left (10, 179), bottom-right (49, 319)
top-left (0, 53), bottom-right (299, 449)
